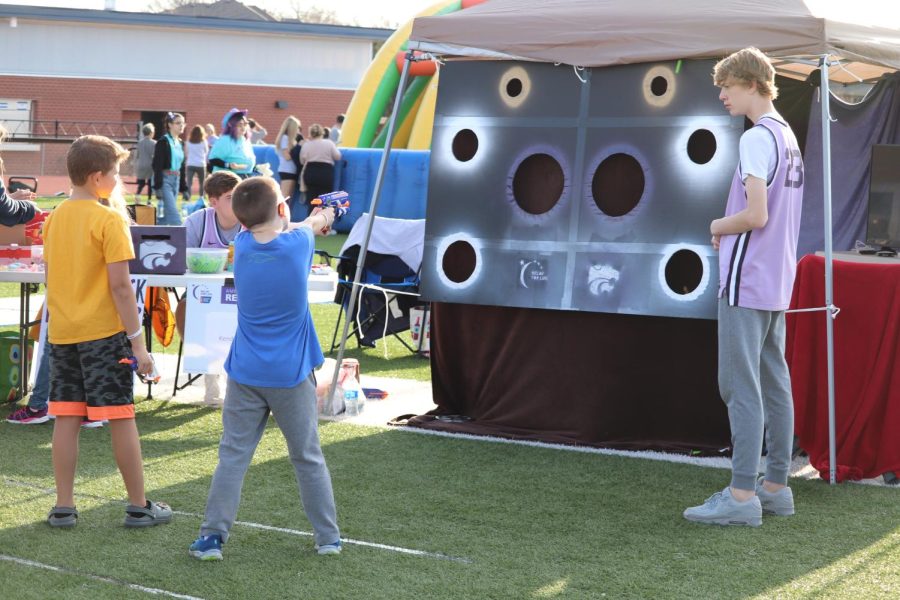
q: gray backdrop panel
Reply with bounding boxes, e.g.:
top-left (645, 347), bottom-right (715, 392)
top-left (421, 59), bottom-right (743, 319)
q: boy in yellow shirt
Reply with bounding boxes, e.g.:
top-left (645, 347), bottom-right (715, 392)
top-left (43, 135), bottom-right (172, 528)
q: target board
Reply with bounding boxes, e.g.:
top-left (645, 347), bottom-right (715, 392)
top-left (420, 59), bottom-right (742, 319)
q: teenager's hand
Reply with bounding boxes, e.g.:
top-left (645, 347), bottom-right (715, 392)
top-left (10, 189), bottom-right (37, 201)
top-left (711, 234), bottom-right (720, 251)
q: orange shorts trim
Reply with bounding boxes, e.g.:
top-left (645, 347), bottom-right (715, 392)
top-left (49, 401), bottom-right (87, 417)
top-left (88, 405), bottom-right (135, 420)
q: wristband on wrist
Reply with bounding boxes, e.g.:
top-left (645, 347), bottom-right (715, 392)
top-left (126, 328), bottom-right (143, 340)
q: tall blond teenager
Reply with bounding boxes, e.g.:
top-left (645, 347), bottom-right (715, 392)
top-left (683, 48), bottom-right (804, 527)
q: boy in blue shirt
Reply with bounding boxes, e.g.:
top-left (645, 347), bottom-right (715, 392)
top-left (189, 176), bottom-right (339, 560)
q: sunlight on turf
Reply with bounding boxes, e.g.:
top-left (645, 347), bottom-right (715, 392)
top-left (754, 530), bottom-right (900, 598)
top-left (533, 578), bottom-right (570, 597)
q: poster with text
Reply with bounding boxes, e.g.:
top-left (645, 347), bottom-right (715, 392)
top-left (183, 282), bottom-right (237, 374)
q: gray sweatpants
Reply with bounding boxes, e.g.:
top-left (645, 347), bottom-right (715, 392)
top-left (200, 374), bottom-right (340, 545)
top-left (718, 299), bottom-right (794, 491)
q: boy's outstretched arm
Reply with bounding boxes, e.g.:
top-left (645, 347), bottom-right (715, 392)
top-left (290, 206), bottom-right (335, 236)
top-left (107, 261), bottom-right (153, 376)
top-left (711, 175), bottom-right (769, 236)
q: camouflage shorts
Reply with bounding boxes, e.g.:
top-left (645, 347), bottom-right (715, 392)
top-left (48, 332), bottom-right (136, 420)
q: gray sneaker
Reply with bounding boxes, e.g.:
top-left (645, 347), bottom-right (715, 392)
top-left (683, 487), bottom-right (762, 527)
top-left (124, 500), bottom-right (173, 528)
top-left (756, 477), bottom-right (795, 516)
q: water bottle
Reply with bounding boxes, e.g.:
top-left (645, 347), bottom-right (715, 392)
top-left (343, 386), bottom-right (360, 417)
top-left (339, 360), bottom-right (364, 416)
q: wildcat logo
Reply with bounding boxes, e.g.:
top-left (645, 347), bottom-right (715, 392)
top-left (139, 240), bottom-right (176, 270)
top-left (588, 264), bottom-right (620, 295)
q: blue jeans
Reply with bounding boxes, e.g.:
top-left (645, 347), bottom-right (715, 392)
top-left (157, 172), bottom-right (183, 225)
top-left (28, 344), bottom-right (50, 411)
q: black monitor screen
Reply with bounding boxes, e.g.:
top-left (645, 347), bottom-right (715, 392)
top-left (866, 144), bottom-right (900, 250)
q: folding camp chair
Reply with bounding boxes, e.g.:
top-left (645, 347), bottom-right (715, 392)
top-left (325, 214), bottom-right (428, 355)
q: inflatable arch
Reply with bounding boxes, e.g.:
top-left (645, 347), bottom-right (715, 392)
top-left (340, 0), bottom-right (485, 150)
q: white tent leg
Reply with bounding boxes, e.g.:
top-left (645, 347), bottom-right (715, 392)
top-left (819, 55), bottom-right (837, 485)
top-left (328, 51), bottom-right (415, 404)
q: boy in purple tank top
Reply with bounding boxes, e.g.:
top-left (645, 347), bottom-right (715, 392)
top-left (176, 171), bottom-right (243, 407)
top-left (684, 48), bottom-right (803, 527)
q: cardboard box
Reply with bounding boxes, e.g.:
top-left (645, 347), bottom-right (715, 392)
top-left (129, 226), bottom-right (186, 275)
top-left (126, 204), bottom-right (157, 226)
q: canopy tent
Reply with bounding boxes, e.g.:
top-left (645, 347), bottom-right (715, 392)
top-left (397, 0), bottom-right (900, 483)
top-left (410, 0), bottom-right (900, 81)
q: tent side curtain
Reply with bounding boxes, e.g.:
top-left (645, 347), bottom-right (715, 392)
top-left (410, 0), bottom-right (900, 79)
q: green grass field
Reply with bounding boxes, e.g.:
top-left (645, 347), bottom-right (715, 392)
top-left (1, 402), bottom-right (898, 599)
top-left (3, 196), bottom-right (897, 598)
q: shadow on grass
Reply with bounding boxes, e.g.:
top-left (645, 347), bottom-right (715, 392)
top-left (1, 406), bottom-right (899, 599)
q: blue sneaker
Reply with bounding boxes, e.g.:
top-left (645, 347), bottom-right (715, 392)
top-left (683, 487), bottom-right (762, 527)
top-left (189, 534), bottom-right (223, 561)
top-left (315, 540), bottom-right (342, 556)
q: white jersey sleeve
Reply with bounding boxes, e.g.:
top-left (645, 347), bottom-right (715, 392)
top-left (738, 125), bottom-right (778, 184)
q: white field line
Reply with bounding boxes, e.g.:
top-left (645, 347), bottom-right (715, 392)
top-left (394, 426), bottom-right (898, 488)
top-left (0, 554), bottom-right (204, 600)
top-left (2, 478), bottom-right (472, 564)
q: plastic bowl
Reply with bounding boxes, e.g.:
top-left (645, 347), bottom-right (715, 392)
top-left (186, 248), bottom-right (229, 274)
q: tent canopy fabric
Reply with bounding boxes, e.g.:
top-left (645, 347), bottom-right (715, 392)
top-left (410, 0), bottom-right (900, 83)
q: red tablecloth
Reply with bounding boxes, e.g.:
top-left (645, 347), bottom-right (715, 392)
top-left (786, 254), bottom-right (900, 481)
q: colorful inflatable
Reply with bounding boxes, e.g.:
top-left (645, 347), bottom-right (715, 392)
top-left (340, 0), bottom-right (485, 150)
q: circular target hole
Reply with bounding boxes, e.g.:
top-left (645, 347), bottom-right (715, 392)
top-left (665, 250), bottom-right (703, 295)
top-left (650, 76), bottom-right (668, 97)
top-left (512, 153), bottom-right (564, 215)
top-left (451, 129), bottom-right (479, 162)
top-left (506, 78), bottom-right (523, 98)
top-left (442, 240), bottom-right (477, 284)
top-left (592, 153), bottom-right (645, 217)
top-left (687, 129), bottom-right (717, 164)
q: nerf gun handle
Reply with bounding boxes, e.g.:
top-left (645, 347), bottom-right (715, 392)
top-left (119, 355), bottom-right (161, 384)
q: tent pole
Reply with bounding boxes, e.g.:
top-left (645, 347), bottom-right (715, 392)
top-left (819, 54), bottom-right (838, 485)
top-left (328, 50), bottom-right (415, 406)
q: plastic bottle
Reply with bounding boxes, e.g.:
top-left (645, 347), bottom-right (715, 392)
top-left (339, 360), bottom-right (364, 416)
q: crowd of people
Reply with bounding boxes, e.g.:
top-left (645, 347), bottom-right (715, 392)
top-left (133, 109), bottom-right (345, 226)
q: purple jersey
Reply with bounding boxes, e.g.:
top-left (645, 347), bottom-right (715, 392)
top-left (718, 115), bottom-right (803, 311)
top-left (200, 207), bottom-right (229, 249)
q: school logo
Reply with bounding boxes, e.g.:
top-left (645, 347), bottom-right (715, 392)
top-left (139, 239), bottom-right (176, 270)
top-left (588, 263), bottom-right (620, 295)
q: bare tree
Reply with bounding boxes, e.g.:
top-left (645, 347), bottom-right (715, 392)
top-left (278, 2), bottom-right (343, 25)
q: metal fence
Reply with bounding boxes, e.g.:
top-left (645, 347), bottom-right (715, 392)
top-left (1, 119), bottom-right (141, 144)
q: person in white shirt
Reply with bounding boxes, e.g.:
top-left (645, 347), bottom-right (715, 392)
top-left (185, 125), bottom-right (209, 206)
top-left (275, 116), bottom-right (301, 199)
top-left (330, 114), bottom-right (344, 145)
